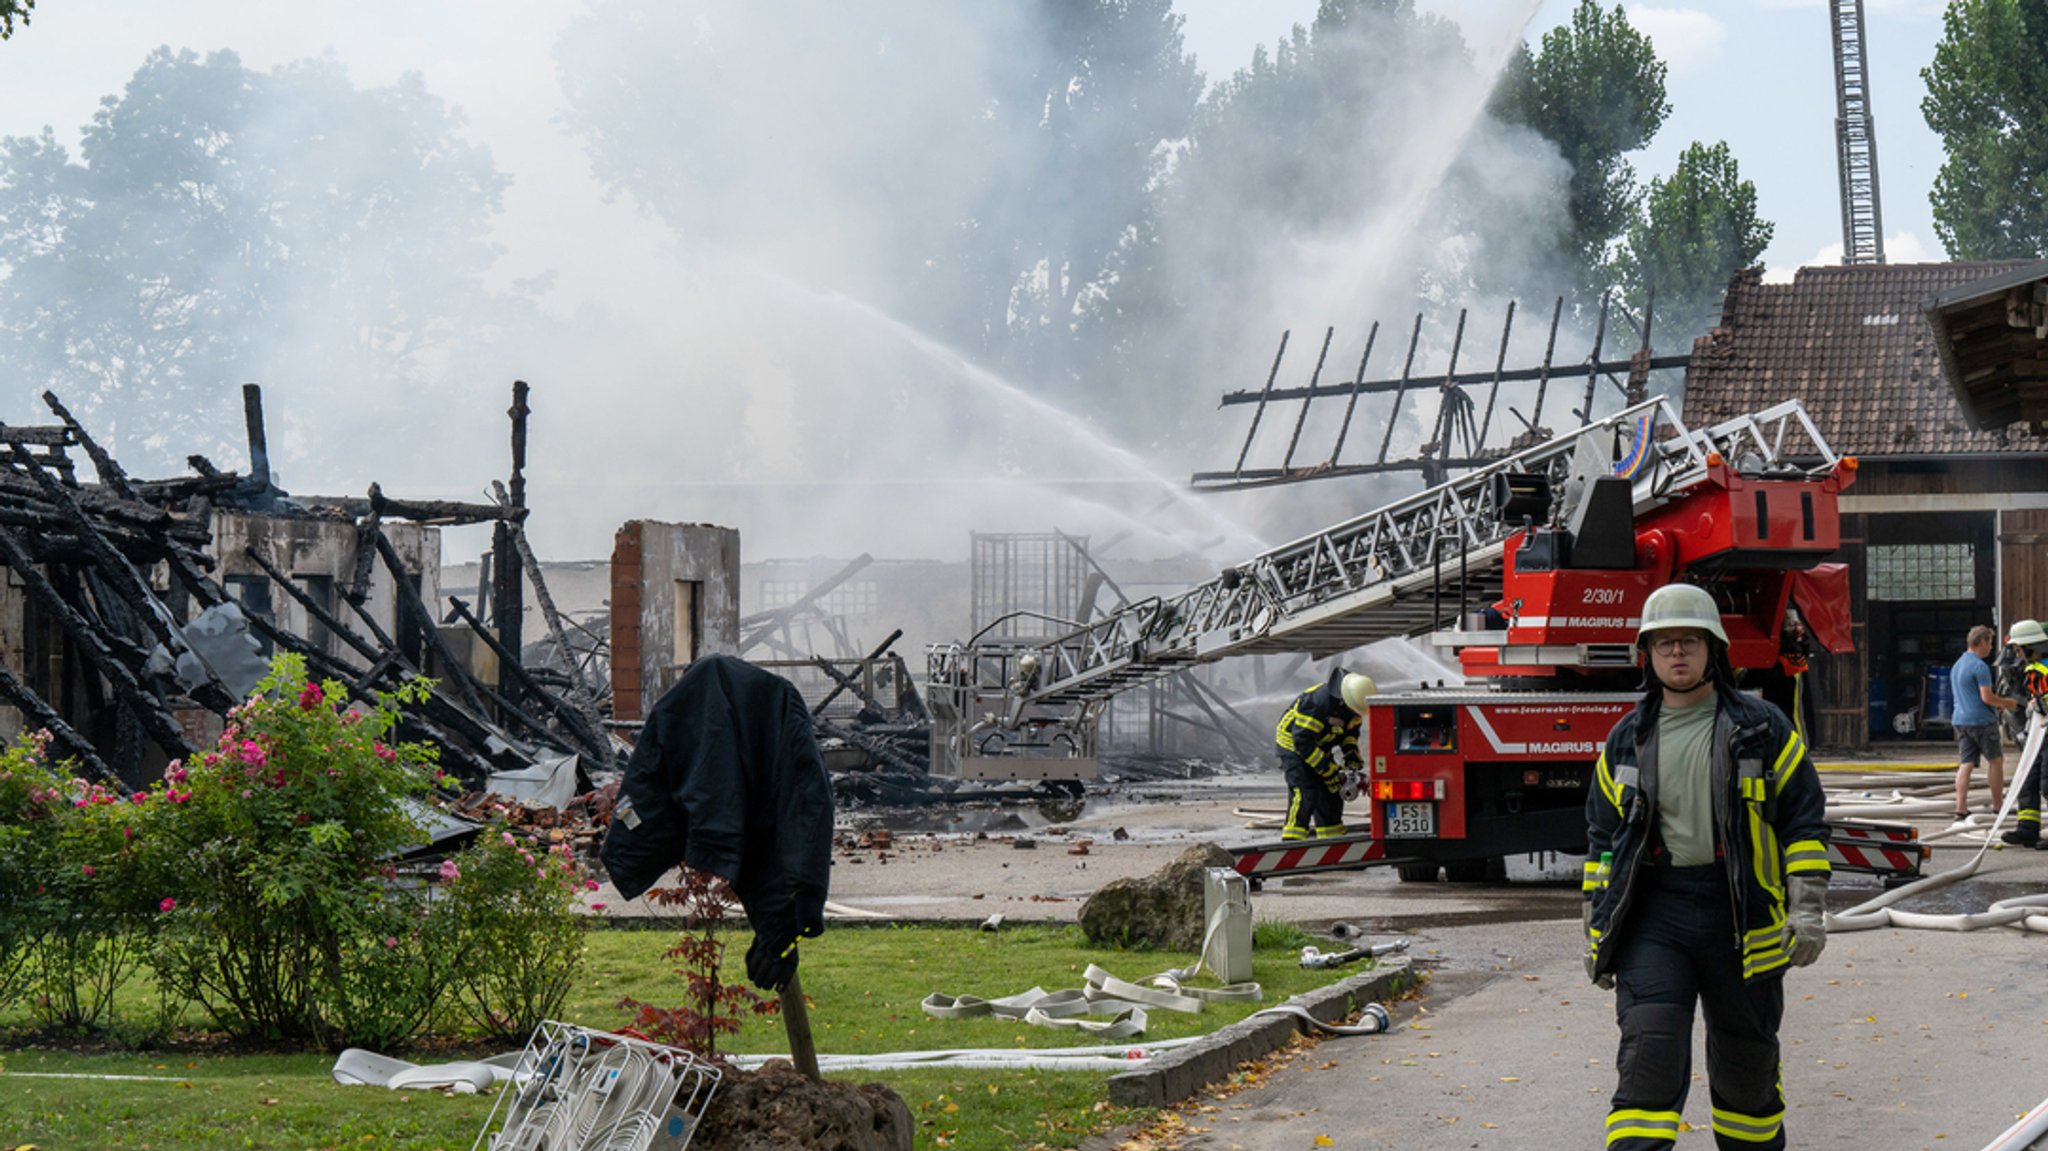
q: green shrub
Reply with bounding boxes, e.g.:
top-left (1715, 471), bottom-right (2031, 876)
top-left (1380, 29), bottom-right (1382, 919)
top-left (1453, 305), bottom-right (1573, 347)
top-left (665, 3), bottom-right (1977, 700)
top-left (436, 826), bottom-right (587, 1040)
top-left (0, 733), bottom-right (56, 1014)
top-left (0, 734), bottom-right (159, 1033)
top-left (144, 654), bottom-right (448, 1047)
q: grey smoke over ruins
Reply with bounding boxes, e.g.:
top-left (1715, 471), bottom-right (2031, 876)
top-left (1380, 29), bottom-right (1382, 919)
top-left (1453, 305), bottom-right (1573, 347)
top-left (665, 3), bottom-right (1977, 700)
top-left (0, 1), bottom-right (1611, 567)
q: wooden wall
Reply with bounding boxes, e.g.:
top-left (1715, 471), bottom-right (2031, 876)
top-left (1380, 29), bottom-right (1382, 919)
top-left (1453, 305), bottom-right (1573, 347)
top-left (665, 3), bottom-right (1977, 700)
top-left (2000, 509), bottom-right (2048, 629)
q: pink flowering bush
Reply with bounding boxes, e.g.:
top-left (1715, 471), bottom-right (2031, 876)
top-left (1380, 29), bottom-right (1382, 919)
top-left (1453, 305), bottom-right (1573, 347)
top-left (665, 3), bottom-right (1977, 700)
top-left (434, 828), bottom-right (588, 1040)
top-left (0, 732), bottom-right (154, 1032)
top-left (145, 653), bottom-right (448, 1048)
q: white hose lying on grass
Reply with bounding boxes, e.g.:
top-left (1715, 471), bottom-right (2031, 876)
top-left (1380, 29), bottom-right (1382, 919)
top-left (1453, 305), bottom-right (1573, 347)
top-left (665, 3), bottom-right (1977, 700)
top-left (728, 998), bottom-right (1396, 1072)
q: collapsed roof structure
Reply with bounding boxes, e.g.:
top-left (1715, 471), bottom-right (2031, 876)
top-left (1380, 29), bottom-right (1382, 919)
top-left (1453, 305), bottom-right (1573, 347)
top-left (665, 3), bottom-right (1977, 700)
top-left (0, 383), bottom-right (614, 792)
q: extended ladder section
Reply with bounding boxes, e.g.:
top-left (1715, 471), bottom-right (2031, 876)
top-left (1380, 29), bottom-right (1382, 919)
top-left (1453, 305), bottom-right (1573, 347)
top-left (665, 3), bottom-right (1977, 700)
top-left (1831, 0), bottom-right (1886, 265)
top-left (929, 398), bottom-right (1842, 722)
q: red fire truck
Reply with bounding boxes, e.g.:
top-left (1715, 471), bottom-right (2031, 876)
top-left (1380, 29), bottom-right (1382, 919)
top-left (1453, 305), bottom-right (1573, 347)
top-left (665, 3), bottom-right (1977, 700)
top-left (1232, 448), bottom-right (1922, 884)
top-left (923, 397), bottom-right (1924, 884)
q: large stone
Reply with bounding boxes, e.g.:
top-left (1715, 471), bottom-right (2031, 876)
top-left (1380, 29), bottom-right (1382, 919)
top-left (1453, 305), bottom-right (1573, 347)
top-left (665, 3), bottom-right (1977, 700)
top-left (691, 1059), bottom-right (912, 1151)
top-left (1077, 841), bottom-right (1236, 951)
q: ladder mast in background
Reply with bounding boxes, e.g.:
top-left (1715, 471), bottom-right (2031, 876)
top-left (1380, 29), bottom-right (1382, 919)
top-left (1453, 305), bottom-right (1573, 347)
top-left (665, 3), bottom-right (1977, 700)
top-left (1831, 0), bottom-right (1886, 265)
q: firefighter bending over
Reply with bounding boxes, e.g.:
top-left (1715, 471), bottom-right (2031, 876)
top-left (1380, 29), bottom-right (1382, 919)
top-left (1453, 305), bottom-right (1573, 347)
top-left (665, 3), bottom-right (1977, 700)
top-left (1583, 583), bottom-right (1830, 1151)
top-left (2000, 619), bottom-right (2048, 848)
top-left (1274, 669), bottom-right (1375, 840)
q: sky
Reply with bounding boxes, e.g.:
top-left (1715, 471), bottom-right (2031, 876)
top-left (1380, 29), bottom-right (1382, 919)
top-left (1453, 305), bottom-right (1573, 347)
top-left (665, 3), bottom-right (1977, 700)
top-left (0, 0), bottom-right (1966, 562)
top-left (1176, 0), bottom-right (1953, 275)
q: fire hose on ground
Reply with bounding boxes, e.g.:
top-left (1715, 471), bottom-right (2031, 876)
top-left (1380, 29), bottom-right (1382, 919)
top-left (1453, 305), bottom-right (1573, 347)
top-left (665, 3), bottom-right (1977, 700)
top-left (1825, 716), bottom-right (2048, 935)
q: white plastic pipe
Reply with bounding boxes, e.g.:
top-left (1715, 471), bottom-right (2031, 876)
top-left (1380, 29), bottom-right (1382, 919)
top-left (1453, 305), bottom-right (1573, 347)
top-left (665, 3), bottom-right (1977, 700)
top-left (1980, 1093), bottom-right (2048, 1151)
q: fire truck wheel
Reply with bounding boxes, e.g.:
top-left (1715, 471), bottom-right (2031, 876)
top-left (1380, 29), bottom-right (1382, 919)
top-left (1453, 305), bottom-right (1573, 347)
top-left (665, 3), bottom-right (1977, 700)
top-left (1395, 863), bottom-right (1440, 883)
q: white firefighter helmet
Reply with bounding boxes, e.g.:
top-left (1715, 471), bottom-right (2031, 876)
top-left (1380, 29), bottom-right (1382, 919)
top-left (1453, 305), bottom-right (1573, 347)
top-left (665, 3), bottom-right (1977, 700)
top-left (1637, 583), bottom-right (1728, 646)
top-left (1340, 673), bottom-right (1377, 713)
top-left (2011, 620), bottom-right (2048, 648)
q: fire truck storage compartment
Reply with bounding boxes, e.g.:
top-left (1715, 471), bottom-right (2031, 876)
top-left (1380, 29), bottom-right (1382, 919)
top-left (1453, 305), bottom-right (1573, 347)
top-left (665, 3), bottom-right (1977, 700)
top-left (1460, 761), bottom-right (1593, 858)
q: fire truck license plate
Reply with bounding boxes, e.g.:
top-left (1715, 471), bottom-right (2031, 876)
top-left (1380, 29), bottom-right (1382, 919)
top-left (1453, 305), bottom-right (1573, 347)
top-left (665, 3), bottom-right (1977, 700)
top-left (1383, 802), bottom-right (1436, 838)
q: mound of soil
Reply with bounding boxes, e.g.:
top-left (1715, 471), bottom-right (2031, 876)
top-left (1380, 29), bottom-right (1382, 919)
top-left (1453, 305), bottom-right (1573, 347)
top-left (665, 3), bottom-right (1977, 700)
top-left (692, 1058), bottom-right (912, 1151)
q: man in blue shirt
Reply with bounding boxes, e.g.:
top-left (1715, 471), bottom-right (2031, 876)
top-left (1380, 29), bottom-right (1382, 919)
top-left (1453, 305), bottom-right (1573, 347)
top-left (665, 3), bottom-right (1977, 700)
top-left (1951, 624), bottom-right (2018, 822)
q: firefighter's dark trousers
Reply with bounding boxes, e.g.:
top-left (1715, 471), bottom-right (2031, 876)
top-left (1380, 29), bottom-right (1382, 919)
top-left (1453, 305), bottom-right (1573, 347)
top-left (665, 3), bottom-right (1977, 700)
top-left (1606, 862), bottom-right (1786, 1150)
top-left (2010, 737), bottom-right (2043, 838)
top-left (1279, 754), bottom-right (1344, 840)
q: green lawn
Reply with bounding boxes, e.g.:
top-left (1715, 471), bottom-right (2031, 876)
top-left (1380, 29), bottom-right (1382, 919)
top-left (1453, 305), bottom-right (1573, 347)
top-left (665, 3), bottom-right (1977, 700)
top-left (0, 920), bottom-right (1383, 1151)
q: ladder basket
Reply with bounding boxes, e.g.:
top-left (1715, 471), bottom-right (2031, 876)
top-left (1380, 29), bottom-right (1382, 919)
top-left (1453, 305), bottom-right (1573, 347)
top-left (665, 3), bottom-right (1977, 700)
top-left (472, 1020), bottom-right (722, 1151)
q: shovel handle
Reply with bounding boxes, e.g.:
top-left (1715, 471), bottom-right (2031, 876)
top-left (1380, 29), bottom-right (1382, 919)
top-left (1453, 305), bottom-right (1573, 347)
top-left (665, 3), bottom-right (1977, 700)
top-left (781, 971), bottom-right (821, 1082)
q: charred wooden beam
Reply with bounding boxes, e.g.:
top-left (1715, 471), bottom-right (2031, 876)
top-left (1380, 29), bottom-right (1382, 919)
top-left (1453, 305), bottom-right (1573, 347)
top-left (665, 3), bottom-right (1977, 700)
top-left (347, 511), bottom-right (382, 606)
top-left (0, 424), bottom-right (70, 446)
top-left (242, 547), bottom-right (382, 669)
top-left (0, 511), bottom-right (211, 561)
top-left (493, 381), bottom-right (530, 709)
top-left (133, 473), bottom-right (242, 503)
top-left (369, 526), bottom-right (495, 722)
top-left (246, 534), bottom-right (511, 765)
top-left (242, 384), bottom-right (272, 491)
top-left (5, 443), bottom-right (236, 708)
top-left (815, 717), bottom-right (928, 775)
top-left (43, 390), bottom-right (137, 500)
top-left (493, 482), bottom-right (603, 725)
top-left (0, 473), bottom-right (210, 542)
top-left (808, 656), bottom-right (880, 717)
top-left (1174, 673), bottom-right (1257, 759)
top-left (445, 596), bottom-right (611, 766)
top-left (810, 630), bottom-right (903, 717)
top-left (0, 658), bottom-right (119, 786)
top-left (367, 482), bottom-right (519, 526)
top-left (242, 610), bottom-right (494, 787)
top-left (0, 526), bottom-right (199, 761)
top-left (739, 554), bottom-right (873, 653)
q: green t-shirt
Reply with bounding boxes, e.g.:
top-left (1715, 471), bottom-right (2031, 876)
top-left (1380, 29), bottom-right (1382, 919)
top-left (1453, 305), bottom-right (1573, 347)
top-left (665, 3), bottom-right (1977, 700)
top-left (1656, 693), bottom-right (1719, 867)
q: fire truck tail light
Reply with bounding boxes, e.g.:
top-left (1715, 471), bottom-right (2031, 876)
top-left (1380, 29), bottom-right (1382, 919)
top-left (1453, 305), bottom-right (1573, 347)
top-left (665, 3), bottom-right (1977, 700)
top-left (1373, 780), bottom-right (1445, 801)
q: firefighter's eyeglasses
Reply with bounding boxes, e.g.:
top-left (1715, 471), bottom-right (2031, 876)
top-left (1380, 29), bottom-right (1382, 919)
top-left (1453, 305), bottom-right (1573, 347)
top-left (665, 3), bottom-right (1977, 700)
top-left (1648, 635), bottom-right (1707, 656)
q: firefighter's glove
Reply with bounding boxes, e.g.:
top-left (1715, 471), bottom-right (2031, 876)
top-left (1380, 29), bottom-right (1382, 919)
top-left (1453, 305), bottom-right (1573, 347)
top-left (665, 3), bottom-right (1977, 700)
top-left (1337, 769), bottom-right (1364, 803)
top-left (1787, 874), bottom-right (1828, 968)
top-left (1582, 902), bottom-right (1614, 990)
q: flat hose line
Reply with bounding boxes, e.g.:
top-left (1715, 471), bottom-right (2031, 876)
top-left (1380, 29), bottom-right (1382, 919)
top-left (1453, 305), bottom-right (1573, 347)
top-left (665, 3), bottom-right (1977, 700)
top-left (1826, 715), bottom-right (2048, 935)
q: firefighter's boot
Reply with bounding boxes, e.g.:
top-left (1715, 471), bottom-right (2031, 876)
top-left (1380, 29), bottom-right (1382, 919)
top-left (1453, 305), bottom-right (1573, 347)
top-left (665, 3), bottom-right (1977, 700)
top-left (2002, 814), bottom-right (2039, 847)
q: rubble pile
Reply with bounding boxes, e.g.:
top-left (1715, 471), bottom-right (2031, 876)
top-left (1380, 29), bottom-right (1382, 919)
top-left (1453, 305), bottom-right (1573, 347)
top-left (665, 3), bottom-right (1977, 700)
top-left (0, 383), bottom-right (619, 792)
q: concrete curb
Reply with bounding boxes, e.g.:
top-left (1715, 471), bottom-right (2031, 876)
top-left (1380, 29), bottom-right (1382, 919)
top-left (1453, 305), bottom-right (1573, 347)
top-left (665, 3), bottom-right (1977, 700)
top-left (1102, 958), bottom-right (1417, 1109)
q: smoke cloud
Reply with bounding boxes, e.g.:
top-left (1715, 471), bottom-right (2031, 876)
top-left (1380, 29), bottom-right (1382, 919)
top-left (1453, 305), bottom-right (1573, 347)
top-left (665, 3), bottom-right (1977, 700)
top-left (0, 1), bottom-right (1623, 573)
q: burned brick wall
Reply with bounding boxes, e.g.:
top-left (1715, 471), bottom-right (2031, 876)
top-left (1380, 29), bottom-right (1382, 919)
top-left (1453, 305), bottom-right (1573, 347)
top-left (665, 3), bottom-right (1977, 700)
top-left (609, 521), bottom-right (740, 722)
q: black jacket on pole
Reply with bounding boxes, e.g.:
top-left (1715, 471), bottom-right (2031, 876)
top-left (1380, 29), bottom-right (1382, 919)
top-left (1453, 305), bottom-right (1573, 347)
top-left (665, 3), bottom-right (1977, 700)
top-left (600, 654), bottom-right (834, 991)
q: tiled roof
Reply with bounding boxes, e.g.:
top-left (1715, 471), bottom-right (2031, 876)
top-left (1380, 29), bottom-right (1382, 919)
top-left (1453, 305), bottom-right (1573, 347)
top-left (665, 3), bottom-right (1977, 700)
top-left (1684, 261), bottom-right (2042, 458)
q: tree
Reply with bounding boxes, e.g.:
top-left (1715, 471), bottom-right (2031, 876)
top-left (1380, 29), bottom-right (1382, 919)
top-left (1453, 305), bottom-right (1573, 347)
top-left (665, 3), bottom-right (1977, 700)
top-left (554, 1), bottom-right (1199, 406)
top-left (1492, 0), bottom-right (1669, 294)
top-left (1135, 0), bottom-right (1522, 435)
top-left (1609, 141), bottom-right (1773, 340)
top-left (996, 0), bottom-right (1203, 396)
top-left (1921, 0), bottom-right (2048, 259)
top-left (0, 0), bottom-right (32, 40)
top-left (0, 48), bottom-right (510, 469)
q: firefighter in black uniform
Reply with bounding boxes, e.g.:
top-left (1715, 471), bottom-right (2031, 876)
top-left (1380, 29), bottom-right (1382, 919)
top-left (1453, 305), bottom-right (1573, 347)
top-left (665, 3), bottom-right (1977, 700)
top-left (1999, 619), bottom-right (2048, 846)
top-left (1274, 668), bottom-right (1375, 840)
top-left (1584, 583), bottom-right (1831, 1150)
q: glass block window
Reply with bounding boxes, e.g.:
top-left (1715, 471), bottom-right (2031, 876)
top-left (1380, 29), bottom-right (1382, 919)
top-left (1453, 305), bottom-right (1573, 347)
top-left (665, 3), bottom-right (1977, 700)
top-left (1866, 544), bottom-right (1975, 602)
